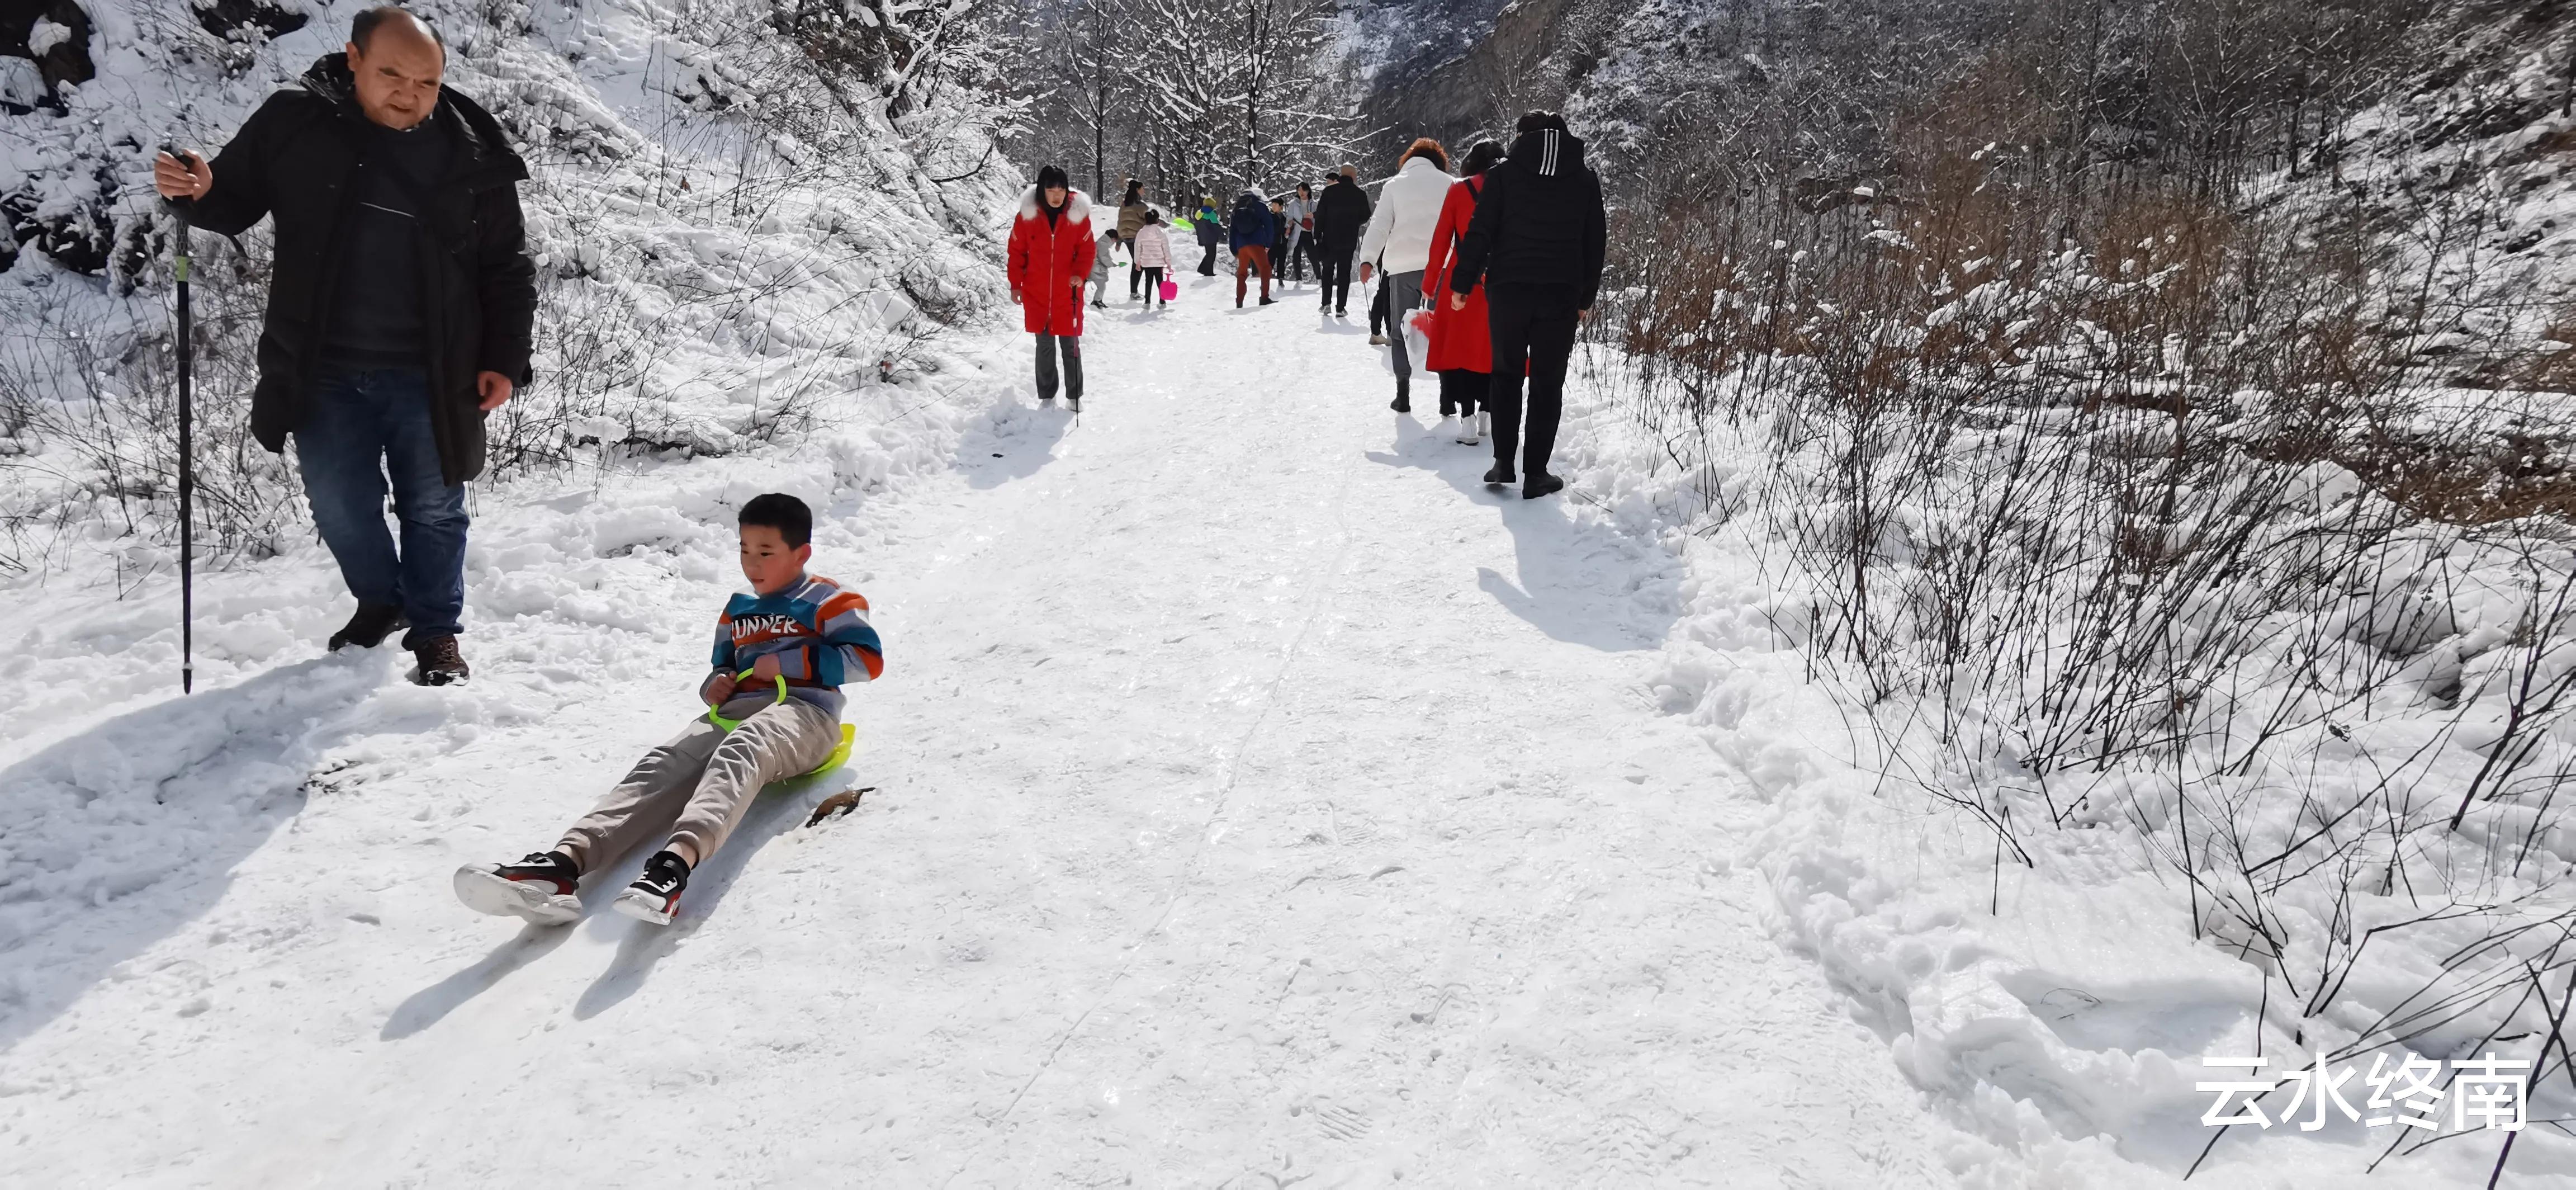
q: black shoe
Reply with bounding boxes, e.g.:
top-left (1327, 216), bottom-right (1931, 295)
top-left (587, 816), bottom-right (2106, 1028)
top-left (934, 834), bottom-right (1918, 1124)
top-left (413, 634), bottom-right (470, 686)
top-left (1523, 473), bottom-right (1565, 500)
top-left (328, 602), bottom-right (408, 651)
top-left (1390, 397), bottom-right (1411, 413)
top-left (1259, 296), bottom-right (1276, 305)
top-left (1484, 464), bottom-right (1516, 487)
top-left (453, 851), bottom-right (583, 924)
top-left (613, 849), bottom-right (691, 924)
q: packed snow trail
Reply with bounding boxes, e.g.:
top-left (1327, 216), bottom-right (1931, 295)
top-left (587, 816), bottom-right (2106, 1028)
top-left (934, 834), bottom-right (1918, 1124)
top-left (0, 271), bottom-right (1967, 1186)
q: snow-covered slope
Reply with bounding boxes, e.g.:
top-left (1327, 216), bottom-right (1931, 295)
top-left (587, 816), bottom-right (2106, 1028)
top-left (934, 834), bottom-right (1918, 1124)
top-left (0, 0), bottom-right (1018, 570)
top-left (0, 272), bottom-right (1992, 1187)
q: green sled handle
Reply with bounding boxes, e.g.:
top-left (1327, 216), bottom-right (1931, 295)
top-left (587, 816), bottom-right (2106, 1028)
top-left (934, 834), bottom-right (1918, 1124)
top-left (707, 667), bottom-right (857, 778)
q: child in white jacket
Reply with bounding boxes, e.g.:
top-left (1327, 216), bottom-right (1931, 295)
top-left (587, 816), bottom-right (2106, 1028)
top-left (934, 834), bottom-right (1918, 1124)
top-left (1133, 209), bottom-right (1174, 309)
top-left (1089, 226), bottom-right (1120, 309)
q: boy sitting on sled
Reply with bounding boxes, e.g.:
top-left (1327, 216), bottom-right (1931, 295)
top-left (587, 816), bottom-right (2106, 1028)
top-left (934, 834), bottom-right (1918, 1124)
top-left (454, 493), bottom-right (884, 925)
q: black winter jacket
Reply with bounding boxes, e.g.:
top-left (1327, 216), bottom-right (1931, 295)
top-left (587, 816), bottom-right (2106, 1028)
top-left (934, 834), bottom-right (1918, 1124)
top-left (1450, 127), bottom-right (1608, 309)
top-left (176, 54), bottom-right (537, 485)
top-left (1311, 176), bottom-right (1372, 251)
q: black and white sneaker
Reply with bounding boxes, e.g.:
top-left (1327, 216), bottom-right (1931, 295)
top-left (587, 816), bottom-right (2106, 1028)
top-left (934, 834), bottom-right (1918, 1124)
top-left (1067, 396), bottom-right (1082, 413)
top-left (612, 850), bottom-right (692, 925)
top-left (454, 852), bottom-right (583, 925)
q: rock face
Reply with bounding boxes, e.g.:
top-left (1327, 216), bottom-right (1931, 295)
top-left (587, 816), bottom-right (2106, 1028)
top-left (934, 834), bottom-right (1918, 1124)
top-left (1357, 0), bottom-right (1600, 154)
top-left (1, 0), bottom-right (93, 111)
top-left (190, 0), bottom-right (306, 44)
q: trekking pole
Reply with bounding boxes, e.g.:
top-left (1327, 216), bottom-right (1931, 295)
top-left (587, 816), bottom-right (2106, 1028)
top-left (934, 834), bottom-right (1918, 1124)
top-left (171, 180), bottom-right (195, 694)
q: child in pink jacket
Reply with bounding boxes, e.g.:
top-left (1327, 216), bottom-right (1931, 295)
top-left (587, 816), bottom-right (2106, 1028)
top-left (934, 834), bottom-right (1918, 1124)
top-left (1133, 209), bottom-right (1173, 309)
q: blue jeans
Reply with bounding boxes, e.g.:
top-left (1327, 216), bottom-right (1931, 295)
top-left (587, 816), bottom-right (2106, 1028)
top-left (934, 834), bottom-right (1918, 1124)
top-left (295, 365), bottom-right (468, 646)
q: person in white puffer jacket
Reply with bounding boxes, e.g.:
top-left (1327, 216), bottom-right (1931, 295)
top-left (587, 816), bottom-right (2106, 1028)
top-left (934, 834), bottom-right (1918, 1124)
top-left (1357, 139), bottom-right (1454, 412)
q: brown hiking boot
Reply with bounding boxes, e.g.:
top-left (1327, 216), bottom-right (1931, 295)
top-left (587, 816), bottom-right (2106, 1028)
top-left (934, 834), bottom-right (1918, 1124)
top-left (413, 635), bottom-right (471, 686)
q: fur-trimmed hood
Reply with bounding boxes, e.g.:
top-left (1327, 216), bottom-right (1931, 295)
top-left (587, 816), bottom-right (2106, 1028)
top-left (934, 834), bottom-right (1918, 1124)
top-left (1018, 186), bottom-right (1092, 225)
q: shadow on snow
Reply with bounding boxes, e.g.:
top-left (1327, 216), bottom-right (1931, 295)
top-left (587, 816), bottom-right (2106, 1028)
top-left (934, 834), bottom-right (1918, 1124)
top-left (1365, 415), bottom-right (1676, 654)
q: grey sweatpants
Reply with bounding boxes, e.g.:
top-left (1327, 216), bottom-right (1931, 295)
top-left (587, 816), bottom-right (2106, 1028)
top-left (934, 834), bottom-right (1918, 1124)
top-left (1386, 270), bottom-right (1424, 397)
top-left (555, 695), bottom-right (838, 872)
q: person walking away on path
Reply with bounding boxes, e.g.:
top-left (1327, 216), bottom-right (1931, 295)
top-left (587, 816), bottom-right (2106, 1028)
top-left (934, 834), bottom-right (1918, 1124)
top-left (1423, 139), bottom-right (1507, 445)
top-left (1117, 178), bottom-right (1151, 299)
top-left (454, 493), bottom-right (884, 926)
top-left (1134, 208), bottom-right (1173, 309)
top-left (1312, 163), bottom-right (1371, 315)
top-left (153, 6), bottom-right (534, 686)
top-left (1192, 194), bottom-right (1222, 276)
top-left (1007, 164), bottom-right (1096, 412)
top-left (1449, 111), bottom-right (1607, 500)
top-left (1228, 186), bottom-right (1276, 307)
top-left (1278, 183), bottom-right (1314, 284)
top-left (1358, 138), bottom-right (1454, 413)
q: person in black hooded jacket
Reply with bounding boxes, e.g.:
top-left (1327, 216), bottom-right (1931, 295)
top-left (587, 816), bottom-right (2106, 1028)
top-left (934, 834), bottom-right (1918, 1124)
top-left (1310, 164), bottom-right (1372, 315)
top-left (155, 6), bottom-right (536, 683)
top-left (1448, 111), bottom-right (1607, 500)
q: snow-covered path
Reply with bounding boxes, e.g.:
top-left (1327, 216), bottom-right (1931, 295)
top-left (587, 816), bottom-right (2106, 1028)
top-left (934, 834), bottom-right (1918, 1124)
top-left (1, 270), bottom-right (1961, 1187)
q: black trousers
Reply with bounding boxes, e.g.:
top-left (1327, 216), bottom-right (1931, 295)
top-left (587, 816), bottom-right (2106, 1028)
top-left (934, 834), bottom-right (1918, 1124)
top-left (1199, 242), bottom-right (1218, 275)
top-left (1485, 285), bottom-right (1580, 476)
top-left (1317, 246), bottom-right (1356, 311)
top-left (1438, 369), bottom-right (1485, 417)
top-left (1141, 266), bottom-right (1166, 307)
top-left (1034, 332), bottom-right (1083, 401)
top-left (1370, 281), bottom-right (1389, 335)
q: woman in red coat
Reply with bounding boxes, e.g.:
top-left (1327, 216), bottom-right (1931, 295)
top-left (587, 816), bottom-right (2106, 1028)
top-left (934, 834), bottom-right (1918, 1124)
top-left (1007, 164), bottom-right (1098, 410)
top-left (1422, 140), bottom-right (1507, 445)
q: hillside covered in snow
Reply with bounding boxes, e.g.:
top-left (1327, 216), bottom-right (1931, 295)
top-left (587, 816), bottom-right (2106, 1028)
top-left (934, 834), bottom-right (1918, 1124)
top-left (1, 0), bottom-right (1020, 574)
top-left (5, 0), bottom-right (2576, 1186)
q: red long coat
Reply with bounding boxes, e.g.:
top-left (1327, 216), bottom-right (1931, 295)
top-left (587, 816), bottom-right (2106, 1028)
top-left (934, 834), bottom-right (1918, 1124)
top-left (1421, 176), bottom-right (1492, 374)
top-left (1007, 187), bottom-right (1096, 337)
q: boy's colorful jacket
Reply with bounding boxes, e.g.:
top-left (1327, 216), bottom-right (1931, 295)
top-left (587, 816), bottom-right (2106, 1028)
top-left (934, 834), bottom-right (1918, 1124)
top-left (707, 574), bottom-right (884, 717)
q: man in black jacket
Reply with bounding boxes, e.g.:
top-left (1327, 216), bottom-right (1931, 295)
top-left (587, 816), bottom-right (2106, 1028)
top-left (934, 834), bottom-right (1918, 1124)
top-left (1310, 164), bottom-right (1372, 316)
top-left (155, 6), bottom-right (535, 684)
top-left (1448, 111), bottom-right (1606, 500)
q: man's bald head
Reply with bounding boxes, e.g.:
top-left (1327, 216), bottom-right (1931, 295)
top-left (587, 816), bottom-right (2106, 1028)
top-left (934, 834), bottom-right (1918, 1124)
top-left (352, 6), bottom-right (443, 55)
top-left (345, 7), bottom-right (444, 130)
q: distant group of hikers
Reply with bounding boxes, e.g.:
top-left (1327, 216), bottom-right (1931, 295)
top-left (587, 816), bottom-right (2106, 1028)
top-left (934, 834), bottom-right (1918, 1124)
top-left (1007, 111), bottom-right (1608, 500)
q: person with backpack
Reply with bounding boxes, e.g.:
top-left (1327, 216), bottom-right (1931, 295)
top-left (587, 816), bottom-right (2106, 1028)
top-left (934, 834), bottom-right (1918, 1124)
top-left (1191, 195), bottom-right (1222, 276)
top-left (1422, 139), bottom-right (1507, 445)
top-left (1006, 164), bottom-right (1096, 411)
top-left (1133, 207), bottom-right (1173, 309)
top-left (1448, 112), bottom-right (1608, 500)
top-left (1311, 164), bottom-right (1372, 316)
top-left (1228, 186), bottom-right (1276, 308)
top-left (1357, 138), bottom-right (1455, 413)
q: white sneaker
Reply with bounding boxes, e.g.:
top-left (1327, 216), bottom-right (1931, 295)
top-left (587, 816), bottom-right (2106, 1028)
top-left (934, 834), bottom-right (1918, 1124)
top-left (1461, 412), bottom-right (1485, 444)
top-left (453, 863), bottom-right (582, 925)
top-left (1067, 396), bottom-right (1082, 413)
